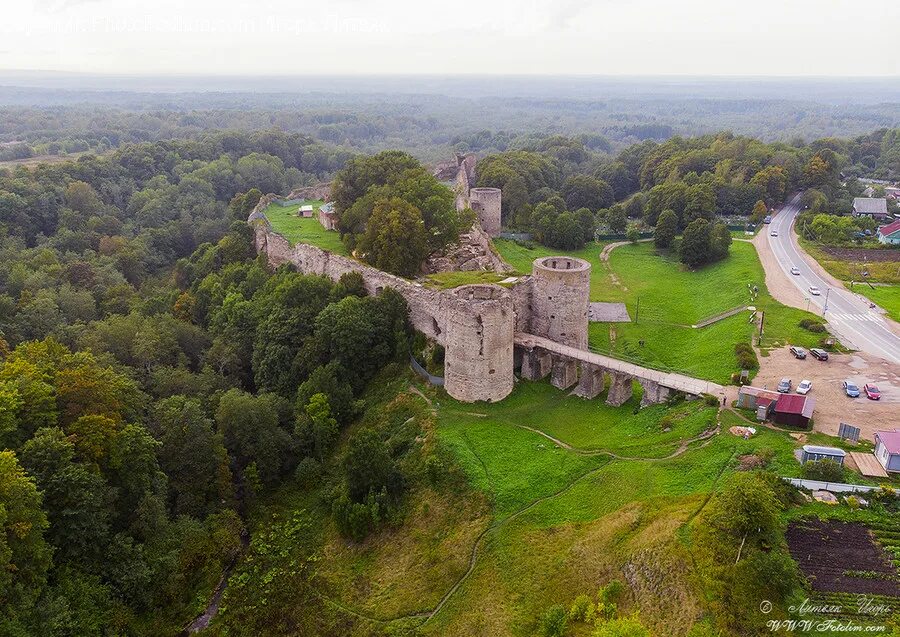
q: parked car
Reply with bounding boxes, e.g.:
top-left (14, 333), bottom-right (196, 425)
top-left (789, 346), bottom-right (807, 359)
top-left (842, 380), bottom-right (860, 398)
top-left (763, 215), bottom-right (772, 224)
top-left (810, 348), bottom-right (829, 361)
top-left (809, 286), bottom-right (821, 296)
top-left (770, 230), bottom-right (778, 237)
top-left (864, 384), bottom-right (881, 400)
top-left (777, 378), bottom-right (792, 393)
top-left (790, 266), bottom-right (800, 275)
top-left (796, 380), bottom-right (812, 395)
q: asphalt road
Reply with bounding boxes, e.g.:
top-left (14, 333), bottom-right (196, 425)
top-left (766, 194), bottom-right (900, 364)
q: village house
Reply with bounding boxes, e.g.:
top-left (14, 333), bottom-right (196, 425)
top-left (876, 218), bottom-right (900, 245)
top-left (851, 197), bottom-right (890, 221)
top-left (318, 201), bottom-right (338, 231)
top-left (874, 430), bottom-right (900, 473)
top-left (299, 204), bottom-right (314, 218)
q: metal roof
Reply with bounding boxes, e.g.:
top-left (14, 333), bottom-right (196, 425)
top-left (802, 445), bottom-right (845, 457)
top-left (853, 197), bottom-right (888, 215)
top-left (878, 219), bottom-right (900, 237)
top-left (876, 430), bottom-right (900, 454)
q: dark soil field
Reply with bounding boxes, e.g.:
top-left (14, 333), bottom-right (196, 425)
top-left (786, 519), bottom-right (900, 597)
top-left (820, 246), bottom-right (900, 263)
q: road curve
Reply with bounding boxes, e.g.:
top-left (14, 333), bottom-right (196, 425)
top-left (766, 194), bottom-right (900, 364)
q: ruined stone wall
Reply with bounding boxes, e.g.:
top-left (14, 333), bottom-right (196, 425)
top-left (469, 187), bottom-right (502, 237)
top-left (443, 285), bottom-right (514, 402)
top-left (529, 256), bottom-right (591, 350)
top-left (253, 222), bottom-right (446, 343)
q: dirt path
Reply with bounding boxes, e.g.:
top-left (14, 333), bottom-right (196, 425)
top-left (514, 423), bottom-right (719, 460)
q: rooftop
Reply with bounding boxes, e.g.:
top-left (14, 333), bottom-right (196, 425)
top-left (853, 197), bottom-right (888, 215)
top-left (878, 219), bottom-right (900, 237)
top-left (802, 444), bottom-right (845, 457)
top-left (775, 393), bottom-right (814, 417)
top-left (876, 430), bottom-right (900, 454)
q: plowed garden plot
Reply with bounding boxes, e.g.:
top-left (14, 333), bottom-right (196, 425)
top-left (786, 519), bottom-right (900, 597)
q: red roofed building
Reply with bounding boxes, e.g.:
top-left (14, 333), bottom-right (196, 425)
top-left (874, 430), bottom-right (900, 473)
top-left (877, 219), bottom-right (900, 245)
top-left (773, 394), bottom-right (815, 428)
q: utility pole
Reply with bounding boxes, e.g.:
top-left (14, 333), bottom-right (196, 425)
top-left (823, 288), bottom-right (831, 316)
top-left (635, 296), bottom-right (640, 324)
top-left (758, 310), bottom-right (765, 346)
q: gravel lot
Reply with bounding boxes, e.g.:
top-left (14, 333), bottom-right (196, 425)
top-left (751, 347), bottom-right (899, 442)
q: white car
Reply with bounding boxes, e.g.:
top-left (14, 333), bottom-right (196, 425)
top-left (809, 286), bottom-right (821, 296)
top-left (770, 230), bottom-right (778, 237)
top-left (796, 380), bottom-right (812, 395)
top-left (790, 266), bottom-right (800, 275)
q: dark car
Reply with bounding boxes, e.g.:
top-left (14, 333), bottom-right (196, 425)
top-left (863, 384), bottom-right (881, 400)
top-left (810, 348), bottom-right (829, 361)
top-left (789, 346), bottom-right (807, 359)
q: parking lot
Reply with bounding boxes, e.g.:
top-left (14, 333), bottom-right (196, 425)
top-left (750, 347), bottom-right (899, 441)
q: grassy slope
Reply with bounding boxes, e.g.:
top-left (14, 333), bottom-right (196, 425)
top-left (496, 239), bottom-right (828, 383)
top-left (263, 200), bottom-right (350, 255)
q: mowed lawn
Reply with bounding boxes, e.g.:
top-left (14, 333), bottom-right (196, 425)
top-left (495, 239), bottom-right (826, 383)
top-left (263, 200), bottom-right (350, 255)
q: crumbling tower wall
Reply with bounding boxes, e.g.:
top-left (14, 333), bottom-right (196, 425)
top-left (528, 256), bottom-right (591, 389)
top-left (468, 187), bottom-right (502, 237)
top-left (443, 284), bottom-right (514, 403)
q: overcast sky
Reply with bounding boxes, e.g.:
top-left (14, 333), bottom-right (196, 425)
top-left (1, 0), bottom-right (898, 76)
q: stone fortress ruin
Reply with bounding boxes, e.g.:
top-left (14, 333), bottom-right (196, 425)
top-left (249, 156), bottom-right (723, 406)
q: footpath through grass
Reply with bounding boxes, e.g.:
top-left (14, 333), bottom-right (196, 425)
top-left (263, 200), bottom-right (350, 255)
top-left (495, 239), bottom-right (827, 383)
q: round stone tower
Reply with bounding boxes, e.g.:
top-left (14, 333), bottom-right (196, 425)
top-left (468, 187), bottom-right (502, 237)
top-left (530, 256), bottom-right (591, 350)
top-left (444, 284), bottom-right (514, 403)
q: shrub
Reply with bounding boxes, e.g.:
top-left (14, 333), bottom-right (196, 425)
top-left (294, 457), bottom-right (321, 487)
top-left (332, 489), bottom-right (384, 542)
top-left (799, 318), bottom-right (826, 333)
top-left (539, 604), bottom-right (568, 637)
top-left (802, 458), bottom-right (844, 482)
top-left (568, 594), bottom-right (592, 622)
top-left (734, 342), bottom-right (759, 370)
top-left (703, 393), bottom-right (720, 407)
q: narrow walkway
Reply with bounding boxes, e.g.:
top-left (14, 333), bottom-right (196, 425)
top-left (515, 332), bottom-right (725, 397)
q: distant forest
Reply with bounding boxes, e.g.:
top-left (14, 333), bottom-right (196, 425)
top-left (1, 77), bottom-right (898, 166)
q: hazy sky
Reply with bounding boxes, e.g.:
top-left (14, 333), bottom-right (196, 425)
top-left (1, 0), bottom-right (898, 76)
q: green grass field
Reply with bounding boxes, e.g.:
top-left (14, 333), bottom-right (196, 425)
top-left (422, 270), bottom-right (516, 289)
top-left (263, 200), bottom-right (350, 255)
top-left (495, 239), bottom-right (827, 383)
top-left (853, 284), bottom-right (900, 322)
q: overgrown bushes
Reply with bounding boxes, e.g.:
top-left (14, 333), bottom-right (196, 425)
top-left (799, 318), bottom-right (826, 333)
top-left (734, 342), bottom-right (759, 371)
top-left (802, 458), bottom-right (845, 482)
